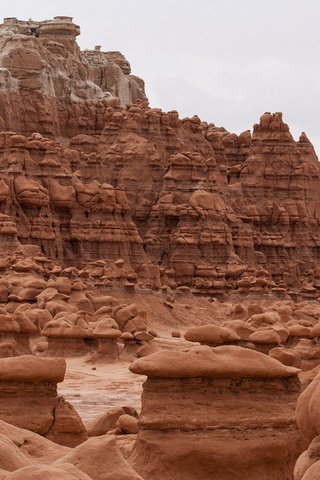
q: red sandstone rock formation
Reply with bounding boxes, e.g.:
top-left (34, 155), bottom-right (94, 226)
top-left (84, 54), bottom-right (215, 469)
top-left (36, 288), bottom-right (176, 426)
top-left (294, 373), bottom-right (320, 479)
top-left (0, 17), bottom-right (318, 295)
top-left (0, 17), bottom-right (146, 137)
top-left (0, 418), bottom-right (143, 479)
top-left (0, 356), bottom-right (86, 446)
top-left (130, 345), bottom-right (303, 480)
top-left (87, 406), bottom-right (138, 437)
top-left (2, 12), bottom-right (320, 480)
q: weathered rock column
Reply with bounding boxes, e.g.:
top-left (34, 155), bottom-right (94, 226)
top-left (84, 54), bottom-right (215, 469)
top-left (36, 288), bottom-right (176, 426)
top-left (129, 345), bottom-right (304, 480)
top-left (0, 355), bottom-right (87, 447)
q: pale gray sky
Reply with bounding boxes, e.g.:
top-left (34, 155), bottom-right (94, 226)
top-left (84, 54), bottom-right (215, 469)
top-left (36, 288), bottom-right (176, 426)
top-left (2, 0), bottom-right (320, 153)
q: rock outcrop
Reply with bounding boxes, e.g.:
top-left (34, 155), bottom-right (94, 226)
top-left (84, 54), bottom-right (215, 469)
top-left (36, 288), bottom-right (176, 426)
top-left (0, 17), bottom-right (318, 295)
top-left (0, 418), bottom-right (143, 479)
top-left (0, 17), bottom-right (146, 137)
top-left (130, 345), bottom-right (303, 480)
top-left (0, 356), bottom-right (86, 446)
top-left (294, 373), bottom-right (320, 479)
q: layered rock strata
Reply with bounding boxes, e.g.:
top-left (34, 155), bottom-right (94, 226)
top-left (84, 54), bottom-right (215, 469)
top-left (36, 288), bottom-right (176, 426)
top-left (129, 345), bottom-right (303, 480)
top-left (0, 16), bottom-right (146, 137)
top-left (0, 356), bottom-right (86, 446)
top-left (0, 18), bottom-right (319, 295)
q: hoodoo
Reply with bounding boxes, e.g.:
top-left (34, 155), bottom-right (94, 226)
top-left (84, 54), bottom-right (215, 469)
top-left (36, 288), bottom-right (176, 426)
top-left (129, 346), bottom-right (303, 480)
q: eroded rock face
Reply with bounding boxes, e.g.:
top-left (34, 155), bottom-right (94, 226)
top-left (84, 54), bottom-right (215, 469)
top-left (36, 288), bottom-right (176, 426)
top-left (70, 104), bottom-right (320, 294)
top-left (0, 17), bottom-right (319, 294)
top-left (293, 373), bottom-right (320, 479)
top-left (0, 418), bottom-right (143, 479)
top-left (0, 356), bottom-right (86, 446)
top-left (0, 17), bottom-right (146, 137)
top-left (129, 345), bottom-right (303, 480)
top-left (0, 132), bottom-right (145, 269)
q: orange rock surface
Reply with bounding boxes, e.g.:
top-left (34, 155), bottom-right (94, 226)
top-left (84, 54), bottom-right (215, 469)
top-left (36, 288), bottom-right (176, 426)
top-left (130, 345), bottom-right (303, 480)
top-left (0, 18), bottom-right (318, 296)
top-left (0, 14), bottom-right (319, 480)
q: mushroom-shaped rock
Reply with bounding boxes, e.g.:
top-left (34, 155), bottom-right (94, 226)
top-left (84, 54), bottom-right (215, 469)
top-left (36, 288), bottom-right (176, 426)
top-left (36, 287), bottom-right (61, 307)
top-left (0, 313), bottom-right (34, 355)
top-left (129, 345), bottom-right (302, 480)
top-left (41, 319), bottom-right (91, 355)
top-left (50, 179), bottom-right (76, 210)
top-left (0, 356), bottom-right (66, 436)
top-left (92, 317), bottom-right (121, 357)
top-left (0, 355), bottom-right (65, 383)
top-left (14, 312), bottom-right (37, 334)
top-left (184, 325), bottom-right (240, 346)
top-left (14, 176), bottom-right (49, 207)
top-left (130, 345), bottom-right (299, 378)
top-left (120, 332), bottom-right (134, 341)
top-left (0, 315), bottom-right (19, 335)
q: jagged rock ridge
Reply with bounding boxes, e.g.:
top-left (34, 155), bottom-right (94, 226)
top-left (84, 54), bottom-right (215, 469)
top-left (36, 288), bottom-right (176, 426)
top-left (0, 17), bottom-right (319, 296)
top-left (0, 16), bottom-right (146, 136)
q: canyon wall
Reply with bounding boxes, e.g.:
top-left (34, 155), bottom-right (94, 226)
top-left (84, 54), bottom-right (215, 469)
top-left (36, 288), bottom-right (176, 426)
top-left (0, 17), bottom-right (319, 296)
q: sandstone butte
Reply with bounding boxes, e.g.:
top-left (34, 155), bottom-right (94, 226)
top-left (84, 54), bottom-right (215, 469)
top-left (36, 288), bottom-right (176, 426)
top-left (0, 13), bottom-right (318, 480)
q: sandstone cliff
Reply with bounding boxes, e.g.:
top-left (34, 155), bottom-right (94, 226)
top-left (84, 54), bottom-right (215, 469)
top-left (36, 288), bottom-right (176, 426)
top-left (0, 16), bottom-right (146, 137)
top-left (0, 17), bottom-right (319, 297)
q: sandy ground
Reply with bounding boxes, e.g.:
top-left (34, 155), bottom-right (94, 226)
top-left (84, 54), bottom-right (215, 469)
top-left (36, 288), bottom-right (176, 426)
top-left (59, 357), bottom-right (145, 427)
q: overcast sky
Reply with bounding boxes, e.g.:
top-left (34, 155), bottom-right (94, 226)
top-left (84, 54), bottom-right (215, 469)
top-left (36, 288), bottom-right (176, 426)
top-left (2, 0), bottom-right (320, 153)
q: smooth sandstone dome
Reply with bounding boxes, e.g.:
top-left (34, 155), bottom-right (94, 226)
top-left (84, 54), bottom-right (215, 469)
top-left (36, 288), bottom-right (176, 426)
top-left (129, 345), bottom-right (299, 378)
top-left (0, 433), bottom-right (31, 471)
top-left (0, 419), bottom-right (68, 464)
top-left (184, 324), bottom-right (240, 343)
top-left (54, 435), bottom-right (144, 480)
top-left (0, 356), bottom-right (66, 382)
